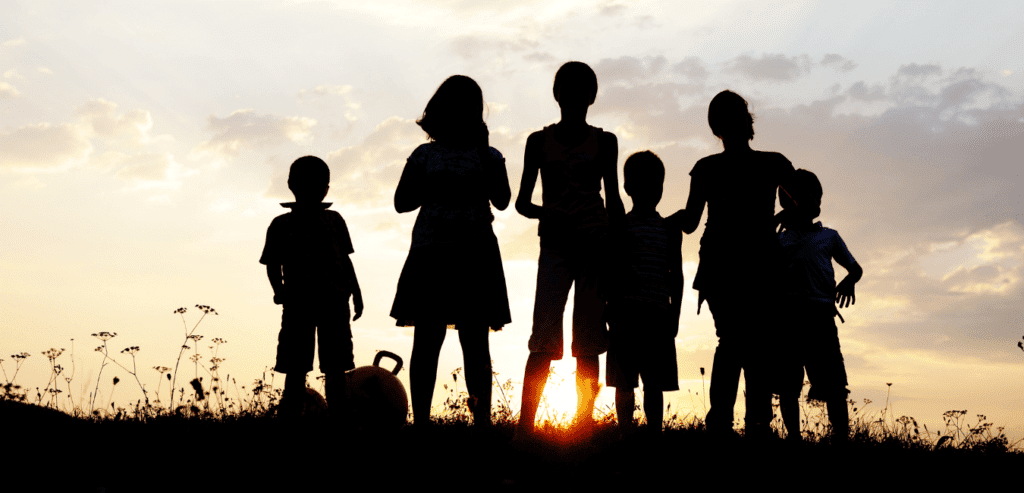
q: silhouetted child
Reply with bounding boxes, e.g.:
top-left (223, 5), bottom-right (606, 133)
top-left (260, 155), bottom-right (363, 419)
top-left (606, 151), bottom-right (681, 435)
top-left (515, 61), bottom-right (625, 437)
top-left (776, 169), bottom-right (861, 442)
top-left (390, 75), bottom-right (511, 428)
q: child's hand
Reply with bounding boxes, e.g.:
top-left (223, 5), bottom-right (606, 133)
top-left (836, 278), bottom-right (856, 308)
top-left (352, 293), bottom-right (364, 321)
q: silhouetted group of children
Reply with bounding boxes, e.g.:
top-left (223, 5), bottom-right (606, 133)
top-left (259, 61), bottom-right (863, 443)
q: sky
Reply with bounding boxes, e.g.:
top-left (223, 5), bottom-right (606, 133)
top-left (2, 0), bottom-right (1022, 439)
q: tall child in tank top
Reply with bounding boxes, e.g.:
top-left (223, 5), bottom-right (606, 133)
top-left (515, 61), bottom-right (625, 436)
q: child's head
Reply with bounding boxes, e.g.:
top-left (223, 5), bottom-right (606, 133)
top-left (553, 61), bottom-right (598, 109)
top-left (417, 75), bottom-right (486, 147)
top-left (623, 151), bottom-right (665, 210)
top-left (288, 155), bottom-right (330, 202)
top-left (708, 90), bottom-right (754, 142)
top-left (780, 168), bottom-right (822, 220)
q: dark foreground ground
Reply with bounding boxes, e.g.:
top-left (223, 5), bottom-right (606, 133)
top-left (5, 400), bottom-right (1020, 492)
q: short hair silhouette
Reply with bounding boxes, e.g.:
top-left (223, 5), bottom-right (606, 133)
top-left (708, 90), bottom-right (755, 141)
top-left (288, 155), bottom-right (330, 192)
top-left (787, 168), bottom-right (823, 219)
top-left (553, 61), bottom-right (598, 103)
top-left (623, 150), bottom-right (665, 185)
top-left (416, 75), bottom-right (484, 145)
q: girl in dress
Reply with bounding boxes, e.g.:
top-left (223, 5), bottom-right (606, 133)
top-left (391, 75), bottom-right (511, 427)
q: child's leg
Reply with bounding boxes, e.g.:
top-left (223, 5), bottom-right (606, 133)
top-left (575, 355), bottom-right (600, 424)
top-left (458, 323), bottom-right (491, 426)
top-left (780, 393), bottom-right (801, 441)
top-left (410, 322), bottom-right (447, 426)
top-left (324, 373), bottom-right (346, 424)
top-left (571, 248), bottom-right (607, 424)
top-left (827, 396), bottom-right (849, 441)
top-left (282, 372), bottom-right (307, 417)
top-left (642, 388), bottom-right (664, 433)
top-left (520, 247), bottom-right (573, 432)
top-left (519, 352), bottom-right (555, 432)
top-left (615, 387), bottom-right (635, 433)
top-left (704, 299), bottom-right (743, 432)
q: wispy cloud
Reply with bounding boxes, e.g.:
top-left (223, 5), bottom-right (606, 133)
top-left (193, 110), bottom-right (316, 160)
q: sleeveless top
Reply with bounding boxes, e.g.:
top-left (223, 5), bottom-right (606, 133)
top-left (537, 124), bottom-right (609, 239)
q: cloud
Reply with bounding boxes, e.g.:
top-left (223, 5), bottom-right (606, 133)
top-left (298, 84), bottom-right (352, 99)
top-left (821, 54), bottom-right (857, 72)
top-left (896, 63), bottom-right (943, 80)
top-left (847, 81), bottom-right (886, 102)
top-left (193, 110), bottom-right (316, 159)
top-left (673, 57), bottom-right (710, 82)
top-left (114, 153), bottom-right (175, 181)
top-left (0, 98), bottom-right (178, 171)
top-left (3, 69), bottom-right (21, 79)
top-left (449, 34), bottom-right (538, 60)
top-left (0, 123), bottom-right (92, 170)
top-left (112, 152), bottom-right (195, 191)
top-left (0, 81), bottom-right (19, 99)
top-left (725, 53), bottom-right (812, 81)
top-left (599, 1), bottom-right (628, 17)
top-left (75, 99), bottom-right (165, 146)
top-left (263, 116), bottom-right (424, 203)
top-left (594, 56), bottom-right (668, 84)
top-left (298, 84), bottom-right (360, 121)
top-left (1, 38), bottom-right (26, 48)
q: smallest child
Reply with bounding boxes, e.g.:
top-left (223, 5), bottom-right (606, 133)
top-left (606, 151), bottom-right (681, 435)
top-left (776, 168), bottom-right (861, 442)
top-left (259, 156), bottom-right (364, 419)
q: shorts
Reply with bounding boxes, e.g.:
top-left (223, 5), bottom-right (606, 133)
top-left (776, 300), bottom-right (849, 401)
top-left (275, 292), bottom-right (354, 374)
top-left (527, 237), bottom-right (608, 358)
top-left (605, 301), bottom-right (678, 390)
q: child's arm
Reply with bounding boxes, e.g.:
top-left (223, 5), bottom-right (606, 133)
top-left (488, 149), bottom-right (512, 211)
top-left (833, 234), bottom-right (862, 309)
top-left (668, 237), bottom-right (684, 338)
top-left (395, 153), bottom-right (423, 214)
top-left (515, 132), bottom-right (546, 219)
top-left (835, 260), bottom-right (862, 309)
top-left (599, 132), bottom-right (625, 226)
top-left (343, 256), bottom-right (363, 320)
top-left (266, 265), bottom-right (285, 305)
top-left (674, 178), bottom-right (707, 235)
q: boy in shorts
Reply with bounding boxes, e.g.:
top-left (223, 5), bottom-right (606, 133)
top-left (606, 151), bottom-right (681, 435)
top-left (514, 61), bottom-right (625, 436)
top-left (776, 169), bottom-right (861, 441)
top-left (260, 155), bottom-right (364, 418)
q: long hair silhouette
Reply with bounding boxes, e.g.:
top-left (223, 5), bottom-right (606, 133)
top-left (416, 75), bottom-right (488, 149)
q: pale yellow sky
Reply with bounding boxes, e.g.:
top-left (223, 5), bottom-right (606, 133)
top-left (2, 0), bottom-right (1022, 438)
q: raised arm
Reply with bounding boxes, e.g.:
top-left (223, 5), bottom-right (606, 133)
top-left (599, 132), bottom-right (625, 225)
top-left (515, 132), bottom-right (545, 219)
top-left (394, 155), bottom-right (422, 214)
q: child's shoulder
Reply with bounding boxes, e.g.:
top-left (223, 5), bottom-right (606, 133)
top-left (485, 146), bottom-right (504, 161)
